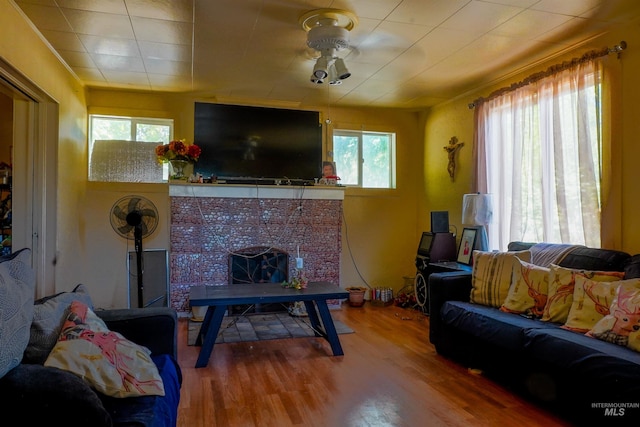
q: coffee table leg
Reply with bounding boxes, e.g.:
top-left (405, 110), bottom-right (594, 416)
top-left (196, 305), bottom-right (225, 368)
top-left (315, 300), bottom-right (344, 356)
top-left (303, 301), bottom-right (321, 336)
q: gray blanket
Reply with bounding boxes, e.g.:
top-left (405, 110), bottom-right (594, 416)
top-left (529, 243), bottom-right (584, 267)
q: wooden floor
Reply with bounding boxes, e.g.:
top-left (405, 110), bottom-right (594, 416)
top-left (176, 303), bottom-right (573, 427)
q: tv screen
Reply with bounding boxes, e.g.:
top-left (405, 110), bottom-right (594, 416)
top-left (193, 102), bottom-right (322, 181)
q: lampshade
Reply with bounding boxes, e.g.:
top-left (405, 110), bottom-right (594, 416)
top-left (462, 193), bottom-right (493, 225)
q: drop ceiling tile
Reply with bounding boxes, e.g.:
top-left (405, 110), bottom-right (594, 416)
top-left (73, 66), bottom-right (105, 81)
top-left (56, 0), bottom-right (128, 14)
top-left (370, 48), bottom-right (430, 81)
top-left (490, 9), bottom-right (574, 39)
top-left (79, 34), bottom-right (139, 56)
top-left (61, 8), bottom-right (135, 38)
top-left (386, 0), bottom-right (470, 26)
top-left (16, 0), bottom-right (58, 6)
top-left (57, 49), bottom-right (97, 68)
top-left (412, 27), bottom-right (479, 66)
top-left (482, 0), bottom-right (538, 7)
top-left (90, 53), bottom-right (145, 72)
top-left (357, 21), bottom-right (433, 57)
top-left (348, 0), bottom-right (403, 20)
top-left (534, 17), bottom-right (603, 44)
top-left (440, 1), bottom-right (524, 34)
top-left (15, 3), bottom-right (74, 32)
top-left (130, 16), bottom-right (193, 45)
top-left (148, 73), bottom-right (194, 91)
top-left (143, 58), bottom-right (192, 76)
top-left (41, 29), bottom-right (86, 52)
top-left (532, 0), bottom-right (602, 17)
top-left (102, 70), bottom-right (150, 86)
top-left (138, 41), bottom-right (192, 61)
top-left (125, 0), bottom-right (193, 22)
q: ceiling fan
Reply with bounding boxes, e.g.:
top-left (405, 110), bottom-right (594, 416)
top-left (299, 8), bottom-right (358, 85)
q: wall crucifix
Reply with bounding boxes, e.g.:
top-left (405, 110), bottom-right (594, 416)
top-left (443, 136), bottom-right (464, 181)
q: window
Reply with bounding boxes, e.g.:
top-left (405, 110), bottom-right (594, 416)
top-left (88, 115), bottom-right (173, 182)
top-left (332, 130), bottom-right (395, 188)
top-left (476, 59), bottom-right (603, 249)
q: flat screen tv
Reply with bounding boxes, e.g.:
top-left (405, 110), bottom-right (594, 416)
top-left (193, 102), bottom-right (322, 182)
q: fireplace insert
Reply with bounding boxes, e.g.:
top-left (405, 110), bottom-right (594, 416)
top-left (228, 247), bottom-right (289, 314)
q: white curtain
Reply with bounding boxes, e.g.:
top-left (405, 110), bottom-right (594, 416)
top-left (475, 59), bottom-right (603, 250)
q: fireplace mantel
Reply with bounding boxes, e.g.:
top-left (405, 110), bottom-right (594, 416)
top-left (168, 182), bottom-right (344, 313)
top-left (169, 182), bottom-right (345, 200)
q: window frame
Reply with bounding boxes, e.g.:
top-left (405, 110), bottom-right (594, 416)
top-left (331, 129), bottom-right (396, 189)
top-left (88, 114), bottom-right (174, 183)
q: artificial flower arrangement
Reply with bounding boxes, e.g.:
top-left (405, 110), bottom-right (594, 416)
top-left (281, 270), bottom-right (308, 290)
top-left (155, 139), bottom-right (202, 163)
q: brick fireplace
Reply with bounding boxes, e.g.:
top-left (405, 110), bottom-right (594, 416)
top-left (168, 184), bottom-right (344, 313)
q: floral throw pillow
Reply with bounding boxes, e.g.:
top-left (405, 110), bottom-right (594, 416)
top-left (562, 276), bottom-right (625, 333)
top-left (500, 258), bottom-right (549, 317)
top-left (541, 265), bottom-right (624, 324)
top-left (44, 301), bottom-right (165, 398)
top-left (587, 280), bottom-right (640, 352)
top-left (470, 250), bottom-right (531, 308)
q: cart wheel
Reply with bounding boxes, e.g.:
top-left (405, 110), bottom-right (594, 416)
top-left (414, 272), bottom-right (428, 312)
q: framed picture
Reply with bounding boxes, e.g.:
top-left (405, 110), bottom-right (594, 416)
top-left (457, 227), bottom-right (478, 265)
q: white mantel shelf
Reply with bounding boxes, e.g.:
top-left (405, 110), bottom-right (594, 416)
top-left (169, 182), bottom-right (345, 200)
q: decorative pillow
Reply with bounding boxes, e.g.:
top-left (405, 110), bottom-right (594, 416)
top-left (23, 283), bottom-right (94, 364)
top-left (541, 265), bottom-right (624, 324)
top-left (44, 301), bottom-right (164, 398)
top-left (562, 276), bottom-right (625, 332)
top-left (0, 248), bottom-right (35, 378)
top-left (500, 258), bottom-right (550, 317)
top-left (470, 250), bottom-right (531, 308)
top-left (588, 280), bottom-right (640, 352)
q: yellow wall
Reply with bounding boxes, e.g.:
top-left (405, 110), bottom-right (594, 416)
top-left (4, 0), bottom-right (639, 309)
top-left (423, 18), bottom-right (640, 255)
top-left (84, 89), bottom-right (424, 306)
top-left (0, 2), bottom-right (87, 295)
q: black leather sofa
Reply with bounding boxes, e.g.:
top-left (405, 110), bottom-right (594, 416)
top-left (428, 242), bottom-right (640, 425)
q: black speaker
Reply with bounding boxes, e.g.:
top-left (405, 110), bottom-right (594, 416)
top-left (431, 211), bottom-right (449, 233)
top-left (429, 233), bottom-right (457, 262)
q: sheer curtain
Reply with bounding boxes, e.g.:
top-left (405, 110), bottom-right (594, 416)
top-left (474, 59), bottom-right (603, 250)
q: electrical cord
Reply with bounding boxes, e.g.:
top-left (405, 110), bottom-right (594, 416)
top-left (341, 207), bottom-right (372, 289)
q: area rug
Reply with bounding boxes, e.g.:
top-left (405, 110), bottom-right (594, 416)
top-left (188, 312), bottom-right (354, 346)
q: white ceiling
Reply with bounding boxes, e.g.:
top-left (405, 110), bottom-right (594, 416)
top-left (12, 0), bottom-right (640, 109)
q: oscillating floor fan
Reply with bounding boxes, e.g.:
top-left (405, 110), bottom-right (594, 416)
top-left (110, 195), bottom-right (159, 308)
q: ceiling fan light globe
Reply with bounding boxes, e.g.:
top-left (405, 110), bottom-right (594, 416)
top-left (334, 58), bottom-right (350, 79)
top-left (313, 57), bottom-right (329, 79)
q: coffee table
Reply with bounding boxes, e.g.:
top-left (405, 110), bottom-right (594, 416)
top-left (189, 281), bottom-right (349, 368)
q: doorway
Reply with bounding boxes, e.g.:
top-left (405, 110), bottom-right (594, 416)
top-left (0, 58), bottom-right (58, 297)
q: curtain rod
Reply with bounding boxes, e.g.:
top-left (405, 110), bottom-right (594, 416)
top-left (468, 41), bottom-right (627, 109)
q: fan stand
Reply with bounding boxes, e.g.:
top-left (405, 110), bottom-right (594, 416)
top-left (127, 211), bottom-right (145, 308)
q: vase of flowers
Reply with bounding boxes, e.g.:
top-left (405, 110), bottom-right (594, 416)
top-left (155, 139), bottom-right (202, 180)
